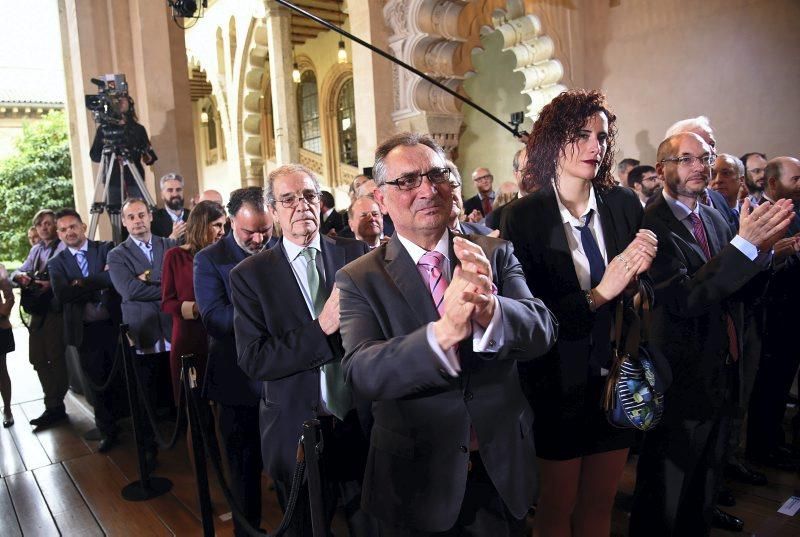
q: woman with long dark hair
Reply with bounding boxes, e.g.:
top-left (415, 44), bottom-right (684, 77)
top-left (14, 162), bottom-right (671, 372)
top-left (503, 89), bottom-right (658, 537)
top-left (161, 200), bottom-right (226, 404)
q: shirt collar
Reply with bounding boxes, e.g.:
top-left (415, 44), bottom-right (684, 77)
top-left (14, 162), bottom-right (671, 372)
top-left (662, 188), bottom-right (701, 222)
top-left (479, 191), bottom-right (495, 201)
top-left (322, 208), bottom-right (333, 219)
top-left (131, 236), bottom-right (152, 250)
top-left (396, 230), bottom-right (449, 266)
top-left (553, 181), bottom-right (599, 227)
top-left (67, 240), bottom-right (89, 256)
top-left (283, 233), bottom-right (322, 262)
top-left (167, 207), bottom-right (184, 220)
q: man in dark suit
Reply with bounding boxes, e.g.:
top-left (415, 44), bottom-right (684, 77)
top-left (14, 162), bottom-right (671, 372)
top-left (629, 133), bottom-right (794, 536)
top-left (347, 196), bottom-right (385, 249)
top-left (445, 161), bottom-right (494, 236)
top-left (319, 190), bottom-right (345, 236)
top-left (194, 186), bottom-right (276, 536)
top-left (151, 172), bottom-right (189, 240)
top-left (49, 209), bottom-right (121, 452)
top-left (463, 166), bottom-right (495, 220)
top-left (231, 164), bottom-right (374, 536)
top-left (108, 198), bottom-right (176, 467)
top-left (746, 157), bottom-right (800, 469)
top-left (337, 133), bottom-right (558, 535)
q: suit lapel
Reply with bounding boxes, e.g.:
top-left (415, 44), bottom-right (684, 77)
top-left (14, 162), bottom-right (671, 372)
top-left (63, 249), bottom-right (83, 280)
top-left (320, 235), bottom-right (343, 294)
top-left (86, 241), bottom-right (101, 275)
top-left (274, 242), bottom-right (314, 321)
top-left (653, 196), bottom-right (709, 263)
top-left (542, 190), bottom-right (583, 293)
top-left (384, 235), bottom-right (439, 326)
top-left (595, 192), bottom-right (621, 259)
top-left (699, 205), bottom-right (723, 256)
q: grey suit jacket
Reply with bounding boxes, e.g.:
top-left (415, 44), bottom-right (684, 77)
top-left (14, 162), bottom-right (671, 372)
top-left (107, 235), bottom-right (176, 350)
top-left (336, 232), bottom-right (558, 532)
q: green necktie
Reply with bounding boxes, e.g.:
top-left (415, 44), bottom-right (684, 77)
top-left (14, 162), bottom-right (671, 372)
top-left (301, 247), bottom-right (352, 420)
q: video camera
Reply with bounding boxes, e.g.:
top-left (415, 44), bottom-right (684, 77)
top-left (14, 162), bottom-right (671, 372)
top-left (85, 74), bottom-right (141, 154)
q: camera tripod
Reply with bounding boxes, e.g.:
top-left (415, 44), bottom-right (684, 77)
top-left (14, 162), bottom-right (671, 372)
top-left (88, 147), bottom-right (157, 244)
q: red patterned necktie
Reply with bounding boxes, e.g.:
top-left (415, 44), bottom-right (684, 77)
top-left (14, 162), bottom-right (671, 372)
top-left (689, 213), bottom-right (739, 362)
top-left (481, 196), bottom-right (493, 216)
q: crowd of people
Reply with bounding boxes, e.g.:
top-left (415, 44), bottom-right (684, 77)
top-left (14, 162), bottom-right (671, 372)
top-left (1, 88), bottom-right (798, 537)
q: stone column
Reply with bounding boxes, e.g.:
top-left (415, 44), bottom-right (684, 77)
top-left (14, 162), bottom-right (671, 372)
top-left (58, 0), bottom-right (198, 239)
top-left (265, 0), bottom-right (298, 164)
top-left (349, 0), bottom-right (394, 171)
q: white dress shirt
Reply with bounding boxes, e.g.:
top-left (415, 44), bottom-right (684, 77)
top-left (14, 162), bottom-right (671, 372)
top-left (282, 235), bottom-right (334, 413)
top-left (553, 184), bottom-right (609, 291)
top-left (396, 231), bottom-right (504, 377)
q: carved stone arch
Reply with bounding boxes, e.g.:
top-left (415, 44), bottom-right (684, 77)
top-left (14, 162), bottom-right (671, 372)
top-left (320, 64), bottom-right (357, 189)
top-left (237, 16), bottom-right (268, 186)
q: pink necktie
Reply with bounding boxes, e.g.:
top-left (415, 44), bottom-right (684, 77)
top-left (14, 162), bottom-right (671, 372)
top-left (417, 250), bottom-right (480, 451)
top-left (689, 213), bottom-right (739, 362)
top-left (417, 251), bottom-right (447, 316)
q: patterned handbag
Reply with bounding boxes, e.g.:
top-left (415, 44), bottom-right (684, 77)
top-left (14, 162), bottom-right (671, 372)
top-left (603, 293), bottom-right (668, 431)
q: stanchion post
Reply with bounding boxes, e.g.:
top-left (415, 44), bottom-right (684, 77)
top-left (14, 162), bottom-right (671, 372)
top-left (119, 324), bottom-right (173, 501)
top-left (182, 354), bottom-right (215, 536)
top-left (302, 419), bottom-right (326, 537)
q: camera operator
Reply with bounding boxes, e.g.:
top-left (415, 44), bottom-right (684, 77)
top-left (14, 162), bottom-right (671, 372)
top-left (89, 96), bottom-right (157, 207)
top-left (9, 210), bottom-right (69, 428)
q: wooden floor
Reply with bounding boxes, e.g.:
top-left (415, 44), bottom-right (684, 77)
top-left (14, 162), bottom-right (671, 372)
top-left (2, 321), bottom-right (800, 536)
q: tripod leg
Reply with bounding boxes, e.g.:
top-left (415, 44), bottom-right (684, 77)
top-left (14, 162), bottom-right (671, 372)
top-left (122, 159), bottom-right (158, 209)
top-left (88, 152), bottom-right (116, 240)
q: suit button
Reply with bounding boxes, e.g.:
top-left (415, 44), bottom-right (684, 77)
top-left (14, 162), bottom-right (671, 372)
top-left (459, 445), bottom-right (468, 453)
top-left (464, 390), bottom-right (473, 401)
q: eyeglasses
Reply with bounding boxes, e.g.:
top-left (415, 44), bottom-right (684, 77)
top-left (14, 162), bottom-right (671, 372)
top-left (660, 155), bottom-right (716, 168)
top-left (714, 169), bottom-right (738, 178)
top-left (276, 191), bottom-right (320, 208)
top-left (385, 167), bottom-right (451, 191)
top-left (473, 174), bottom-right (493, 183)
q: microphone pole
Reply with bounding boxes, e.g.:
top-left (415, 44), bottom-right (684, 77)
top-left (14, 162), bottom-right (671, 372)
top-left (273, 0), bottom-right (522, 138)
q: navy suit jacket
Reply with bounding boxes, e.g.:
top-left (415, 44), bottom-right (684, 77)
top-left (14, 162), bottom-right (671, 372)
top-left (458, 221), bottom-right (493, 235)
top-left (706, 188), bottom-right (739, 234)
top-left (194, 233), bottom-right (278, 406)
top-left (231, 234), bottom-right (369, 484)
top-left (48, 240), bottom-right (120, 347)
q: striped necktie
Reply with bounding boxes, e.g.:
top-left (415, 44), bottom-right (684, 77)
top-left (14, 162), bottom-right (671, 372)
top-left (75, 250), bottom-right (89, 277)
top-left (417, 251), bottom-right (447, 315)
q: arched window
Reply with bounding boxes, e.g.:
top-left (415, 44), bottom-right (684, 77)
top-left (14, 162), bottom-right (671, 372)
top-left (336, 78), bottom-right (357, 167)
top-left (296, 70), bottom-right (321, 154)
top-left (206, 103), bottom-right (217, 151)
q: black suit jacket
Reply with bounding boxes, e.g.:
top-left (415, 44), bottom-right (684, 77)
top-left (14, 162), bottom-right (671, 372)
top-left (231, 235), bottom-right (369, 484)
top-left (194, 233), bottom-right (277, 406)
top-left (336, 232), bottom-right (557, 531)
top-left (642, 194), bottom-right (765, 421)
top-left (320, 209), bottom-right (345, 235)
top-left (503, 187), bottom-right (651, 408)
top-left (706, 188), bottom-right (739, 234)
top-left (463, 193), bottom-right (490, 218)
top-left (48, 240), bottom-right (121, 347)
top-left (151, 207), bottom-right (189, 239)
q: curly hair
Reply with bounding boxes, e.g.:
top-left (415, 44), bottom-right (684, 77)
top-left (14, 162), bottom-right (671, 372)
top-left (522, 89), bottom-right (617, 194)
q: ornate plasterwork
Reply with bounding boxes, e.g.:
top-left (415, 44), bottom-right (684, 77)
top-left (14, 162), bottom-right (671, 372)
top-left (490, 0), bottom-right (566, 120)
top-left (239, 17), bottom-right (268, 183)
top-left (383, 0), bottom-right (470, 156)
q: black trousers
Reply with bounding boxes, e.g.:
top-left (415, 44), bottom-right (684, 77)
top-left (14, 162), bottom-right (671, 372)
top-left (80, 320), bottom-right (118, 435)
top-left (273, 412), bottom-right (377, 537)
top-left (379, 452), bottom-right (526, 537)
top-left (217, 403), bottom-right (262, 537)
top-left (746, 330), bottom-right (800, 458)
top-left (29, 312), bottom-right (68, 412)
top-left (630, 415), bottom-right (727, 537)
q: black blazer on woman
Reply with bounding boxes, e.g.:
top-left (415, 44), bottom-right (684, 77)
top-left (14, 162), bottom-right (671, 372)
top-left (502, 186), bottom-right (648, 415)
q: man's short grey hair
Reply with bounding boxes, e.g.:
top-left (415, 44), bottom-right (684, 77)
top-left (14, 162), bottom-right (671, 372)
top-left (373, 133), bottom-right (447, 187)
top-left (266, 164), bottom-right (321, 206)
top-left (718, 153), bottom-right (745, 177)
top-left (512, 149), bottom-right (524, 172)
top-left (445, 159), bottom-right (462, 186)
top-left (665, 116), bottom-right (712, 139)
top-left (159, 172), bottom-right (184, 190)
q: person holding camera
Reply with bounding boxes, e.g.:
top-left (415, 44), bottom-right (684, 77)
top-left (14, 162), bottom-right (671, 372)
top-left (89, 96), bottom-right (157, 207)
top-left (10, 209), bottom-right (69, 428)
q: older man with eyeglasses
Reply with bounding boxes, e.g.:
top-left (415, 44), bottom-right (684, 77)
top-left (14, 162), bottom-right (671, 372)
top-left (230, 164), bottom-right (375, 537)
top-left (336, 132), bottom-right (557, 535)
top-left (463, 166), bottom-right (496, 221)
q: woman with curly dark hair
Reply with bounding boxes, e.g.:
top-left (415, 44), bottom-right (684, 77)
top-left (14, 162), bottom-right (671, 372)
top-left (503, 89), bottom-right (658, 537)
